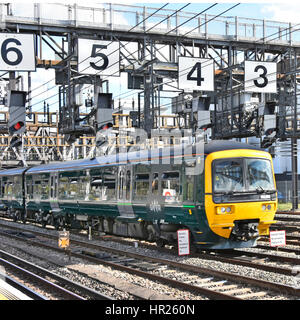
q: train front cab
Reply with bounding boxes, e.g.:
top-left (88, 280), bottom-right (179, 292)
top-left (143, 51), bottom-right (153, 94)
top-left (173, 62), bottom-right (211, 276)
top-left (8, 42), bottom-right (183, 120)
top-left (203, 148), bottom-right (277, 249)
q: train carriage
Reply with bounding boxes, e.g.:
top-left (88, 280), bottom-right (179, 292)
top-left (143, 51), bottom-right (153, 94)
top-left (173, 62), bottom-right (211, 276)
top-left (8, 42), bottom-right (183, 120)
top-left (0, 167), bottom-right (27, 221)
top-left (0, 140), bottom-right (277, 250)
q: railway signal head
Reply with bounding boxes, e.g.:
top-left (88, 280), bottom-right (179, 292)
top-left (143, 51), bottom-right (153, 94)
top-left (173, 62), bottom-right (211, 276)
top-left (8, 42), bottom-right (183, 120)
top-left (9, 120), bottom-right (25, 135)
top-left (8, 90), bottom-right (27, 136)
top-left (99, 122), bottom-right (113, 131)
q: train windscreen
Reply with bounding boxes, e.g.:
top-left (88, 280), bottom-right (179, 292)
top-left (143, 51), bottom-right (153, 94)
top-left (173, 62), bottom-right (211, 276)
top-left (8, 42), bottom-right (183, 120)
top-left (213, 158), bottom-right (275, 194)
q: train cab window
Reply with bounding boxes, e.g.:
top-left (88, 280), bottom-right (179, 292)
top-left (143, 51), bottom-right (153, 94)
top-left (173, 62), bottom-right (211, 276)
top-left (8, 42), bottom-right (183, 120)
top-left (161, 171), bottom-right (181, 203)
top-left (213, 159), bottom-right (244, 193)
top-left (134, 173), bottom-right (149, 201)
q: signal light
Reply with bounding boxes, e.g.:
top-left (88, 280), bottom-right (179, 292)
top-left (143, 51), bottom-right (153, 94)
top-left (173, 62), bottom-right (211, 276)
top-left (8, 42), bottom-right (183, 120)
top-left (14, 121), bottom-right (24, 131)
top-left (9, 121), bottom-right (25, 135)
top-left (99, 123), bottom-right (113, 131)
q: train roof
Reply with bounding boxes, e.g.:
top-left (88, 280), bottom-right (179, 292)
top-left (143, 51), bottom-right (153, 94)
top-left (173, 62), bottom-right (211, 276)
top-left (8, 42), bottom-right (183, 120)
top-left (0, 140), bottom-right (264, 175)
top-left (204, 140), bottom-right (262, 154)
top-left (0, 167), bottom-right (28, 176)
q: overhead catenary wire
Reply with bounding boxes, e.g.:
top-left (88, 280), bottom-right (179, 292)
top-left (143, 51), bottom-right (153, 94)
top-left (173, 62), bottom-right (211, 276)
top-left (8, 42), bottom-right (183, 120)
top-left (28, 2), bottom-right (300, 122)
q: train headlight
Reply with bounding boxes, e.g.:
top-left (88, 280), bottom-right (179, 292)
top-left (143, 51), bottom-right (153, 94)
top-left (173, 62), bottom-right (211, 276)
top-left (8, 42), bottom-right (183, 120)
top-left (216, 206), bottom-right (233, 214)
top-left (267, 204), bottom-right (272, 210)
top-left (262, 205), bottom-right (266, 211)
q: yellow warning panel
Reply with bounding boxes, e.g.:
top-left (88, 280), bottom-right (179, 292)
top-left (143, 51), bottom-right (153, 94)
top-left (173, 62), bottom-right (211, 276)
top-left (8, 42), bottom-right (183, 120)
top-left (58, 238), bottom-right (70, 248)
top-left (58, 231), bottom-right (70, 249)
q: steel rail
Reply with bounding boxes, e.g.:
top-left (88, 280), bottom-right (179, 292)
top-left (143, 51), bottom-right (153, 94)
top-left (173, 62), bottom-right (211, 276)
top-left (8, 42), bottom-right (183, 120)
top-left (0, 249), bottom-right (112, 300)
top-left (1, 222), bottom-right (300, 299)
top-left (0, 270), bottom-right (47, 300)
top-left (0, 226), bottom-right (240, 300)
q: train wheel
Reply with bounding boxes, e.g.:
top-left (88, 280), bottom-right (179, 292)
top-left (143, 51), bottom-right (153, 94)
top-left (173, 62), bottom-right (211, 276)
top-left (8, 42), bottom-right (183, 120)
top-left (156, 238), bottom-right (167, 248)
top-left (54, 216), bottom-right (65, 230)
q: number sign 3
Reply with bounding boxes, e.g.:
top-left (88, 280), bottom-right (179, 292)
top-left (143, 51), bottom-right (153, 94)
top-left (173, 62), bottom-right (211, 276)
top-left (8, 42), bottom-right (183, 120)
top-left (0, 33), bottom-right (35, 71)
top-left (244, 61), bottom-right (277, 93)
top-left (178, 57), bottom-right (214, 91)
top-left (78, 39), bottom-right (120, 76)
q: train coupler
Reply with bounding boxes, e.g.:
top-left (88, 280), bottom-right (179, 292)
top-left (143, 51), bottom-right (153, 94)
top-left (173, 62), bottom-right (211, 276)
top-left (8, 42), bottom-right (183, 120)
top-left (230, 219), bottom-right (259, 242)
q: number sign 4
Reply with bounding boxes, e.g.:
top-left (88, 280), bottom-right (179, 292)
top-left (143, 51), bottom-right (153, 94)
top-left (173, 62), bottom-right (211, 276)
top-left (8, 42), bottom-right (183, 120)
top-left (244, 60), bottom-right (277, 93)
top-left (0, 33), bottom-right (35, 71)
top-left (178, 57), bottom-right (214, 91)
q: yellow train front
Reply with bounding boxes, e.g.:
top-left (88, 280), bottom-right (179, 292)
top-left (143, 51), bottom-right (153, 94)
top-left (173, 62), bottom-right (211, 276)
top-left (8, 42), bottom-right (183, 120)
top-left (197, 140), bottom-right (277, 249)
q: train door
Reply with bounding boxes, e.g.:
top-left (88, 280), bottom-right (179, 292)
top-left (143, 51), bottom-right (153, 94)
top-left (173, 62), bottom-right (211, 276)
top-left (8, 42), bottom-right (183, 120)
top-left (50, 172), bottom-right (60, 212)
top-left (148, 165), bottom-right (164, 216)
top-left (117, 165), bottom-right (135, 218)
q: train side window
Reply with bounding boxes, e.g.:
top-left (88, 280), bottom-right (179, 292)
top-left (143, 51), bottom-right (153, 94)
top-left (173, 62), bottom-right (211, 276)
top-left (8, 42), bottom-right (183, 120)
top-left (58, 176), bottom-right (68, 200)
top-left (90, 176), bottom-right (103, 200)
top-left (41, 179), bottom-right (49, 200)
top-left (1, 182), bottom-right (4, 198)
top-left (77, 176), bottom-right (89, 201)
top-left (103, 168), bottom-right (116, 201)
top-left (185, 175), bottom-right (194, 201)
top-left (161, 171), bottom-right (181, 203)
top-left (69, 178), bottom-right (79, 199)
top-left (134, 173), bottom-right (149, 201)
top-left (152, 173), bottom-right (159, 195)
top-left (50, 177), bottom-right (54, 198)
top-left (126, 170), bottom-right (131, 201)
top-left (33, 180), bottom-right (41, 198)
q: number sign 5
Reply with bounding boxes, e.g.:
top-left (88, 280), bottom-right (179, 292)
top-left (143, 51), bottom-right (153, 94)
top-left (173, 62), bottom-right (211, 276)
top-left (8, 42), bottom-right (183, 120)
top-left (78, 39), bottom-right (120, 76)
top-left (244, 61), bottom-right (277, 93)
top-left (178, 57), bottom-right (214, 91)
top-left (0, 33), bottom-right (35, 71)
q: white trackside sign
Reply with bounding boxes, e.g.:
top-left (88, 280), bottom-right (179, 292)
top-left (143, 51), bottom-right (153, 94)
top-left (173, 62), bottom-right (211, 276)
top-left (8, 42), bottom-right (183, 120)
top-left (78, 39), bottom-right (120, 76)
top-left (269, 230), bottom-right (286, 247)
top-left (244, 60), bottom-right (277, 93)
top-left (0, 33), bottom-right (35, 71)
top-left (178, 57), bottom-right (214, 91)
top-left (177, 229), bottom-right (190, 256)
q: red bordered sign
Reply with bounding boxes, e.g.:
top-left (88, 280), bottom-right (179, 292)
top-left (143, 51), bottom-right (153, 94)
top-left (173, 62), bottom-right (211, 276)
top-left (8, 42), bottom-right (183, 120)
top-left (177, 229), bottom-right (190, 256)
top-left (269, 230), bottom-right (286, 247)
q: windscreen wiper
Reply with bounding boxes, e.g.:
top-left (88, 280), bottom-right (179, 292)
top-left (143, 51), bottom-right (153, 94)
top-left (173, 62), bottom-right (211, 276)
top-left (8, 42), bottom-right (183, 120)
top-left (256, 186), bottom-right (276, 194)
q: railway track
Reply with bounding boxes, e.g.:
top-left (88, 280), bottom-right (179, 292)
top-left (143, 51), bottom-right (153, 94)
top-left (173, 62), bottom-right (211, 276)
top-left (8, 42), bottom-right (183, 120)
top-left (0, 220), bottom-right (299, 300)
top-left (0, 270), bottom-right (46, 300)
top-left (0, 249), bottom-right (113, 300)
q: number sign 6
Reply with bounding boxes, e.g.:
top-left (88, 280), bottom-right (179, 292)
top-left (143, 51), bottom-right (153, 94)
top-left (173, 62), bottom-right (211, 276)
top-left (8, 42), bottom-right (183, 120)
top-left (0, 33), bottom-right (35, 71)
top-left (244, 61), bottom-right (277, 93)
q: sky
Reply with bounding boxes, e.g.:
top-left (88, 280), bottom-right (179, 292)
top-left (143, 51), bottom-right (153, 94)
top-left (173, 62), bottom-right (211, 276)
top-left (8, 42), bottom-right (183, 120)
top-left (2, 1), bottom-right (300, 117)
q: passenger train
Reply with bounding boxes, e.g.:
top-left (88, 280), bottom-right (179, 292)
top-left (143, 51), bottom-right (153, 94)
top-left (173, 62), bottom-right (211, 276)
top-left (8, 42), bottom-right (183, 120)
top-left (0, 140), bottom-right (277, 250)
